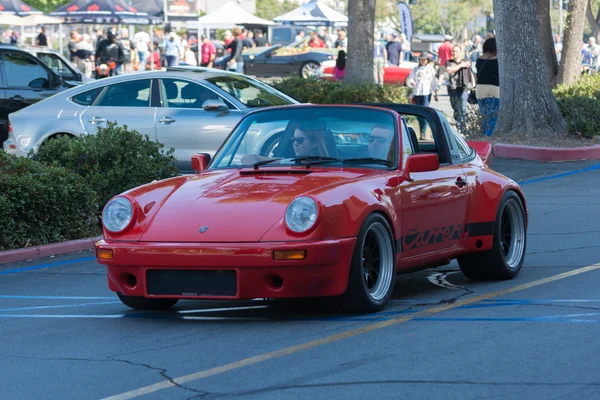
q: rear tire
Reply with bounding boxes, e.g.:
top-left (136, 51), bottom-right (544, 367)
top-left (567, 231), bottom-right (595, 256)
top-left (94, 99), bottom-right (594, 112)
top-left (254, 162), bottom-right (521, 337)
top-left (117, 293), bottom-right (178, 310)
top-left (458, 191), bottom-right (527, 280)
top-left (339, 214), bottom-right (396, 313)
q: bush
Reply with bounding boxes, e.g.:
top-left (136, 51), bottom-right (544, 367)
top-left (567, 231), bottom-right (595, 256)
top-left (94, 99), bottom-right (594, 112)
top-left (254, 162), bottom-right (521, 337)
top-left (33, 121), bottom-right (179, 213)
top-left (556, 96), bottom-right (600, 139)
top-left (553, 74), bottom-right (600, 101)
top-left (271, 77), bottom-right (412, 104)
top-left (0, 151), bottom-right (99, 251)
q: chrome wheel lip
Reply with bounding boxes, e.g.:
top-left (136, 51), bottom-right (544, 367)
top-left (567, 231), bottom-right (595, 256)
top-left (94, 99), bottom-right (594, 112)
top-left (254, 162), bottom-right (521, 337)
top-left (361, 222), bottom-right (394, 301)
top-left (501, 199), bottom-right (526, 269)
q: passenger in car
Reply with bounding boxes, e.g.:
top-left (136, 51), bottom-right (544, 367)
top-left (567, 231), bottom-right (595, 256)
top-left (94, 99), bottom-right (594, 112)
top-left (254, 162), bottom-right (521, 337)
top-left (368, 125), bottom-right (394, 161)
top-left (291, 121), bottom-right (330, 157)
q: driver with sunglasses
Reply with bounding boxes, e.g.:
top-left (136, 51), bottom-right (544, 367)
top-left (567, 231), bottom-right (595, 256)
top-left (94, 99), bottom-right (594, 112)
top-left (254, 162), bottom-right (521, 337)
top-left (368, 125), bottom-right (394, 160)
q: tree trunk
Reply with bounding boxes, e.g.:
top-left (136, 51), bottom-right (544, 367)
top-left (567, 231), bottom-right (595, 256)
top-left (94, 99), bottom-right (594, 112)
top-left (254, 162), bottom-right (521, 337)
top-left (493, 0), bottom-right (566, 137)
top-left (586, 0), bottom-right (600, 38)
top-left (537, 0), bottom-right (559, 86)
top-left (557, 0), bottom-right (587, 85)
top-left (344, 0), bottom-right (376, 84)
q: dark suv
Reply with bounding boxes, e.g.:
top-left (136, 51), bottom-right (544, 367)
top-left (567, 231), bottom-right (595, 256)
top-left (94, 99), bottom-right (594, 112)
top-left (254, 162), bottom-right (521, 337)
top-left (0, 45), bottom-right (77, 145)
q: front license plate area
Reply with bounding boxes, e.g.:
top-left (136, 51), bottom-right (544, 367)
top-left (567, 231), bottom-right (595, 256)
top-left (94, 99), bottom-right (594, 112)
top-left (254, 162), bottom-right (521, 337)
top-left (146, 270), bottom-right (237, 296)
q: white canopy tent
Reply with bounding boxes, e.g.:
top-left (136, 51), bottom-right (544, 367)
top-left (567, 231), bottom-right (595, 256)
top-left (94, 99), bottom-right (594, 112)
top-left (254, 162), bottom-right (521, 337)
top-left (273, 0), bottom-right (348, 27)
top-left (186, 1), bottom-right (276, 31)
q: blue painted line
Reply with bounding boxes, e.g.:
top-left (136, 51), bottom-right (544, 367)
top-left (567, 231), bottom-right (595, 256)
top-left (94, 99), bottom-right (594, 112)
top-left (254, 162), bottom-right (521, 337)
top-left (0, 295), bottom-right (115, 300)
top-left (0, 256), bottom-right (95, 276)
top-left (0, 301), bottom-right (121, 312)
top-left (520, 163), bottom-right (600, 185)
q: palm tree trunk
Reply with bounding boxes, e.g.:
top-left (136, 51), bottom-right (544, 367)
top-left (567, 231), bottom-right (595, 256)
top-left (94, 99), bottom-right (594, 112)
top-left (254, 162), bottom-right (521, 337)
top-left (493, 0), bottom-right (566, 137)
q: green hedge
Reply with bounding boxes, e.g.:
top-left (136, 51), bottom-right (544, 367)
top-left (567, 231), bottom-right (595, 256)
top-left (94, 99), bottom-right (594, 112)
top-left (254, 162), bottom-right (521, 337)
top-left (0, 151), bottom-right (99, 251)
top-left (33, 121), bottom-right (179, 214)
top-left (271, 77), bottom-right (412, 104)
top-left (553, 74), bottom-right (600, 101)
top-left (552, 74), bottom-right (600, 138)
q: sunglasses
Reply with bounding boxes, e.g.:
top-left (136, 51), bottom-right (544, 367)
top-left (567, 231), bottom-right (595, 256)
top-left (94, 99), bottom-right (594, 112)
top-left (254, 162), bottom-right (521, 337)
top-left (291, 137), bottom-right (307, 144)
top-left (368, 136), bottom-right (391, 144)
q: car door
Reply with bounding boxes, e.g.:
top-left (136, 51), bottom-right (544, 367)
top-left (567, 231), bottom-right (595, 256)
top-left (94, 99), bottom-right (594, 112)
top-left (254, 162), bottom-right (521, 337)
top-left (155, 78), bottom-right (244, 172)
top-left (255, 49), bottom-right (295, 76)
top-left (79, 78), bottom-right (157, 140)
top-left (396, 109), bottom-right (469, 258)
top-left (0, 50), bottom-right (58, 144)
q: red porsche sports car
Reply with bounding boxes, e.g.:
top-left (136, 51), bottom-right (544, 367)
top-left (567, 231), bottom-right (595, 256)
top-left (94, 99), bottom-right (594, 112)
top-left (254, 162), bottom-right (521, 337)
top-left (318, 60), bottom-right (418, 85)
top-left (96, 104), bottom-right (528, 314)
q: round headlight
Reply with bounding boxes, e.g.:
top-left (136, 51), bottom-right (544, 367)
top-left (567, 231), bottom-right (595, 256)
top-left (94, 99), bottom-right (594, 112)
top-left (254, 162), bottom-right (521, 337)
top-left (285, 196), bottom-right (319, 233)
top-left (102, 197), bottom-right (134, 233)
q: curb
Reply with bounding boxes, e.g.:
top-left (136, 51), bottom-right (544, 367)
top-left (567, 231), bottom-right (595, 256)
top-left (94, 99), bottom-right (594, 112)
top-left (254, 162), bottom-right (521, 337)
top-left (0, 236), bottom-right (103, 265)
top-left (493, 143), bottom-right (600, 162)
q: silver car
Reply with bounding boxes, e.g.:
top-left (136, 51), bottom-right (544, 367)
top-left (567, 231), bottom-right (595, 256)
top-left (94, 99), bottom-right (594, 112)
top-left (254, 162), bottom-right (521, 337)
top-left (3, 68), bottom-right (299, 171)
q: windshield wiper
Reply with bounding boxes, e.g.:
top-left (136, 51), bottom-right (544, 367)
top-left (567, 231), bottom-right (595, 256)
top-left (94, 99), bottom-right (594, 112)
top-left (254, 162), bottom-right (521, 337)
top-left (252, 158), bottom-right (283, 169)
top-left (341, 158), bottom-right (394, 167)
top-left (290, 156), bottom-right (341, 168)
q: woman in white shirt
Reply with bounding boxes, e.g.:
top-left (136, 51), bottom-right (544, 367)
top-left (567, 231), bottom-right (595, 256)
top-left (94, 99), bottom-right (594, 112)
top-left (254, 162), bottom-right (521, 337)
top-left (406, 51), bottom-right (439, 139)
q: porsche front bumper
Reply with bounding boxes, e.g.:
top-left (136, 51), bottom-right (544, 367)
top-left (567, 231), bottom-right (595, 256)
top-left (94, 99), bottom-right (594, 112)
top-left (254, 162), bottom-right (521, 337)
top-left (95, 238), bottom-right (356, 300)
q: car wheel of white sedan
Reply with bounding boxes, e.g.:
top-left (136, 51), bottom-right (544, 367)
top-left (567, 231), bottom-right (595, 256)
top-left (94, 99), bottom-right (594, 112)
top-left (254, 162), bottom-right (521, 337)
top-left (458, 191), bottom-right (527, 280)
top-left (340, 213), bottom-right (396, 314)
top-left (117, 293), bottom-right (178, 310)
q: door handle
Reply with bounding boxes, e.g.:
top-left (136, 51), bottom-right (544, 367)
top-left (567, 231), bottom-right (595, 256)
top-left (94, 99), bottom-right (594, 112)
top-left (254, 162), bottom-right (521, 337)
top-left (10, 95), bottom-right (23, 102)
top-left (159, 117), bottom-right (176, 124)
top-left (455, 177), bottom-right (467, 187)
top-left (88, 117), bottom-right (106, 124)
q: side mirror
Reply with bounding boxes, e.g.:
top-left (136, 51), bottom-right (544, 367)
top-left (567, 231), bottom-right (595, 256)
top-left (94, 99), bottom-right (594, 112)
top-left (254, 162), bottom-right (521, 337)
top-left (403, 153), bottom-right (439, 182)
top-left (202, 99), bottom-right (228, 112)
top-left (191, 153), bottom-right (211, 172)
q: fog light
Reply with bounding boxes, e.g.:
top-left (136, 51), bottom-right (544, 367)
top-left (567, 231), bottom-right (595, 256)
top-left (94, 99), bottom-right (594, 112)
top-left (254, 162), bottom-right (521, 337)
top-left (273, 250), bottom-right (306, 260)
top-left (96, 248), bottom-right (114, 260)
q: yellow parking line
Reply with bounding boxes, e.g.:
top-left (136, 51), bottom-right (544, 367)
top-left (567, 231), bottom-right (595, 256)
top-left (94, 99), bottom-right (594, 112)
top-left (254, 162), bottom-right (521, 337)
top-left (102, 263), bottom-right (600, 400)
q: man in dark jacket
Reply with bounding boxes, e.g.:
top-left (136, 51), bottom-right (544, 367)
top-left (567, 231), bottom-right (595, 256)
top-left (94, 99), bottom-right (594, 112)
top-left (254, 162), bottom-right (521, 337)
top-left (95, 28), bottom-right (125, 78)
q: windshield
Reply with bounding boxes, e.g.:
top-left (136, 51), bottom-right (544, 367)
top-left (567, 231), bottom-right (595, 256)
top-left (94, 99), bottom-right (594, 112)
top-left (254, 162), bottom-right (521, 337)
top-left (205, 75), bottom-right (295, 108)
top-left (210, 106), bottom-right (399, 170)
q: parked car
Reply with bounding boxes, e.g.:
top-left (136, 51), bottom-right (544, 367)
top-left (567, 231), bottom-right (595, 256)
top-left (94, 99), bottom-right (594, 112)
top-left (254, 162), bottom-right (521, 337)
top-left (318, 59), bottom-right (418, 85)
top-left (0, 44), bottom-right (84, 146)
top-left (18, 45), bottom-right (92, 85)
top-left (214, 43), bottom-right (335, 78)
top-left (3, 67), bottom-right (299, 172)
top-left (95, 103), bottom-right (528, 313)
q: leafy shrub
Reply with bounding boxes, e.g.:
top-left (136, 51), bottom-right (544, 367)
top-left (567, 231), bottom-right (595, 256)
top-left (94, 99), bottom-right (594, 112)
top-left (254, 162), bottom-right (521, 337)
top-left (271, 77), bottom-right (411, 104)
top-left (556, 96), bottom-right (600, 139)
top-left (0, 151), bottom-right (99, 251)
top-left (553, 74), bottom-right (600, 100)
top-left (33, 121), bottom-right (179, 213)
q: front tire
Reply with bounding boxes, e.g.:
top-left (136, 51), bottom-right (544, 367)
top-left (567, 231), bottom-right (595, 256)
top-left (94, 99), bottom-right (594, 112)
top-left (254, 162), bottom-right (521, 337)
top-left (300, 61), bottom-right (320, 78)
top-left (458, 191), bottom-right (527, 280)
top-left (117, 293), bottom-right (178, 310)
top-left (340, 214), bottom-right (396, 313)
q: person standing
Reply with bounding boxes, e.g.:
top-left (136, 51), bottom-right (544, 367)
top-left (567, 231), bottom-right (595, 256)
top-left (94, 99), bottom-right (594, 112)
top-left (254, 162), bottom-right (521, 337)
top-left (406, 52), bottom-right (439, 138)
top-left (373, 38), bottom-right (387, 85)
top-left (75, 33), bottom-right (95, 78)
top-left (200, 35), bottom-right (216, 67)
top-left (475, 38), bottom-right (499, 136)
top-left (437, 35), bottom-right (453, 85)
top-left (445, 45), bottom-right (473, 135)
top-left (226, 28), bottom-right (244, 73)
top-left (36, 27), bottom-right (48, 47)
top-left (334, 50), bottom-right (346, 80)
top-left (134, 29), bottom-right (150, 71)
top-left (385, 33), bottom-right (402, 66)
top-left (163, 32), bottom-right (180, 67)
top-left (119, 28), bottom-right (136, 74)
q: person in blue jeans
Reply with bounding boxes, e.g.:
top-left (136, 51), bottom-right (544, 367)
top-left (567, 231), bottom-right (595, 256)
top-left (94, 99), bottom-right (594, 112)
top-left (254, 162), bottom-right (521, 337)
top-left (445, 45), bottom-right (473, 135)
top-left (164, 32), bottom-right (179, 67)
top-left (475, 38), bottom-right (499, 136)
top-left (227, 27), bottom-right (245, 74)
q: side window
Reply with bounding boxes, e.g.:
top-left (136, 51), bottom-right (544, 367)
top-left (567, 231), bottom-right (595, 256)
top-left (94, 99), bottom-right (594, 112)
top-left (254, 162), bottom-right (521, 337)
top-left (38, 53), bottom-right (74, 78)
top-left (402, 112), bottom-right (449, 164)
top-left (401, 119), bottom-right (414, 166)
top-left (95, 79), bottom-right (151, 107)
top-left (2, 52), bottom-right (50, 89)
top-left (206, 75), bottom-right (293, 108)
top-left (71, 87), bottom-right (104, 106)
top-left (439, 112), bottom-right (473, 163)
top-left (159, 79), bottom-right (227, 109)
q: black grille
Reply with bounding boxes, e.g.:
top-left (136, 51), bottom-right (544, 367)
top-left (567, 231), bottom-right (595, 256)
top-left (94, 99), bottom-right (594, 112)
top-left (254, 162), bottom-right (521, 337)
top-left (146, 270), bottom-right (237, 296)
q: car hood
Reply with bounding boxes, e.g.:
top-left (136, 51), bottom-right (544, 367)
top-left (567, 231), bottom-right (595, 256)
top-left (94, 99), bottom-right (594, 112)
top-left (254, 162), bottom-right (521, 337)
top-left (139, 169), bottom-right (366, 243)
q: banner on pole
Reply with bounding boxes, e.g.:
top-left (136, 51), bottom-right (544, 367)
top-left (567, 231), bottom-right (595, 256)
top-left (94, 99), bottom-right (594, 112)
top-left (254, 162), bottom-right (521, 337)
top-left (397, 1), bottom-right (413, 44)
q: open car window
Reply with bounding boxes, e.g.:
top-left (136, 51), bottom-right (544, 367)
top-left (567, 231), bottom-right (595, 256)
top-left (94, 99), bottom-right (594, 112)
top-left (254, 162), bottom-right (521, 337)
top-left (210, 106), bottom-right (399, 170)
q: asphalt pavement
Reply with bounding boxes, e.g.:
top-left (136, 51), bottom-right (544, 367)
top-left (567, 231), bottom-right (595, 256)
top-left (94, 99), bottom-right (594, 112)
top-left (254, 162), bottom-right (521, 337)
top-left (1, 158), bottom-right (600, 400)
